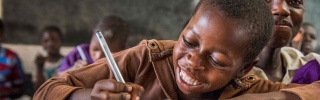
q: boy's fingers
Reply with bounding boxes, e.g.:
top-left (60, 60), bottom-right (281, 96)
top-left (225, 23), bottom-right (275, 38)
top-left (92, 91), bottom-right (131, 100)
top-left (73, 60), bottom-right (85, 68)
top-left (78, 60), bottom-right (87, 65)
top-left (126, 82), bottom-right (144, 100)
top-left (74, 60), bottom-right (87, 68)
top-left (107, 92), bottom-right (131, 100)
top-left (95, 79), bottom-right (132, 93)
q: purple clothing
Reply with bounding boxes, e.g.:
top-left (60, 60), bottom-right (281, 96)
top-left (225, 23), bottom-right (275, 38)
top-left (292, 59), bottom-right (320, 84)
top-left (57, 44), bottom-right (93, 73)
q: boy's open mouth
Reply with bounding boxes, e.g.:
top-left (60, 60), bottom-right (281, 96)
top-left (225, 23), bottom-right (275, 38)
top-left (179, 70), bottom-right (204, 86)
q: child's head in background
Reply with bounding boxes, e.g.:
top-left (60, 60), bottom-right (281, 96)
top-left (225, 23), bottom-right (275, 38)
top-left (40, 25), bottom-right (63, 56)
top-left (301, 23), bottom-right (317, 55)
top-left (90, 15), bottom-right (129, 62)
top-left (265, 0), bottom-right (304, 48)
top-left (172, 0), bottom-right (273, 95)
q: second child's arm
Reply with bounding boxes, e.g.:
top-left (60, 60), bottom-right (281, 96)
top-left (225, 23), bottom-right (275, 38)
top-left (35, 54), bottom-right (46, 89)
top-left (34, 42), bottom-right (150, 100)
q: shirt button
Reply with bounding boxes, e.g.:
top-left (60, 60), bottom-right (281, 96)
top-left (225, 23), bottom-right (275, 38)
top-left (246, 76), bottom-right (255, 81)
top-left (149, 42), bottom-right (157, 49)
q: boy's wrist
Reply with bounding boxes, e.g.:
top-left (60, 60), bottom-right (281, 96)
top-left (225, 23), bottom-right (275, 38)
top-left (69, 89), bottom-right (92, 100)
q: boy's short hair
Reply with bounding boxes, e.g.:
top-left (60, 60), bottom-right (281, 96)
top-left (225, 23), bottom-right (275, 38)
top-left (41, 25), bottom-right (63, 41)
top-left (194, 0), bottom-right (273, 62)
top-left (94, 15), bottom-right (129, 43)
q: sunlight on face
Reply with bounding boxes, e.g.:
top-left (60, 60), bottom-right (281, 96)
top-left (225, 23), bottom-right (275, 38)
top-left (173, 7), bottom-right (250, 95)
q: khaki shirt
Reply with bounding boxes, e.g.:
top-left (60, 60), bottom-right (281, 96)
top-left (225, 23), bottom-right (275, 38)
top-left (34, 40), bottom-right (312, 100)
top-left (251, 47), bottom-right (320, 84)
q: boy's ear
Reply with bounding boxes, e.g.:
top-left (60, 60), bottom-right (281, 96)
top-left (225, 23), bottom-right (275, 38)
top-left (238, 58), bottom-right (259, 77)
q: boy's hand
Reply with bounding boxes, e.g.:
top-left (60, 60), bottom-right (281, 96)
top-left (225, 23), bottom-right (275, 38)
top-left (35, 54), bottom-right (46, 69)
top-left (91, 79), bottom-right (144, 100)
top-left (72, 60), bottom-right (88, 69)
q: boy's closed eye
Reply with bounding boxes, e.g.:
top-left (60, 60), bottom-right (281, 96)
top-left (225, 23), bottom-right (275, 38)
top-left (182, 36), bottom-right (229, 69)
top-left (209, 56), bottom-right (226, 68)
top-left (182, 35), bottom-right (197, 47)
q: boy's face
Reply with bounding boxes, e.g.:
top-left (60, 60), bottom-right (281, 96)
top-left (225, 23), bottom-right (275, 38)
top-left (42, 31), bottom-right (61, 55)
top-left (173, 8), bottom-right (253, 95)
top-left (301, 25), bottom-right (317, 54)
top-left (89, 36), bottom-right (105, 62)
top-left (265, 0), bottom-right (304, 48)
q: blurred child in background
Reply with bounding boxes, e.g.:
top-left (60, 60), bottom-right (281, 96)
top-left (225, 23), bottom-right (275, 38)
top-left (34, 25), bottom-right (64, 88)
top-left (254, 0), bottom-right (320, 84)
top-left (56, 15), bottom-right (129, 75)
top-left (0, 19), bottom-right (25, 99)
top-left (300, 23), bottom-right (318, 55)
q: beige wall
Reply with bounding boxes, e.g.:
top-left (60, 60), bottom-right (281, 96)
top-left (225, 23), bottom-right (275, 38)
top-left (2, 43), bottom-right (73, 74)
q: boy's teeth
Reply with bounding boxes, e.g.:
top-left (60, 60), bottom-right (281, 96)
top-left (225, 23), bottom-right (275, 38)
top-left (179, 71), bottom-right (202, 86)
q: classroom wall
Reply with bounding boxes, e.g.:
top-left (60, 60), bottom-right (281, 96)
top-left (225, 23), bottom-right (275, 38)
top-left (2, 0), bottom-right (193, 47)
top-left (2, 1), bottom-right (320, 50)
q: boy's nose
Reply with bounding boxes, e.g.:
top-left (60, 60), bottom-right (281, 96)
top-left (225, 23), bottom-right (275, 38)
top-left (46, 41), bottom-right (54, 46)
top-left (270, 0), bottom-right (290, 18)
top-left (186, 53), bottom-right (205, 71)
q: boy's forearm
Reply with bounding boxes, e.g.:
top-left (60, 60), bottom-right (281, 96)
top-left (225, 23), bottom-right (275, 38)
top-left (280, 80), bottom-right (320, 100)
top-left (34, 77), bottom-right (83, 100)
top-left (35, 67), bottom-right (45, 89)
top-left (68, 89), bottom-right (92, 100)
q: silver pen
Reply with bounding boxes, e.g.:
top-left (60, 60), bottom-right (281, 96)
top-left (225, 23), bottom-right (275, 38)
top-left (96, 31), bottom-right (125, 83)
top-left (76, 46), bottom-right (87, 62)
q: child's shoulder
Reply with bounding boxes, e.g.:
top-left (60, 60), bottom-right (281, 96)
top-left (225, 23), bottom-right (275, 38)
top-left (292, 59), bottom-right (320, 84)
top-left (1, 47), bottom-right (19, 58)
top-left (66, 43), bottom-right (90, 55)
top-left (108, 39), bottom-right (176, 65)
top-left (138, 39), bottom-right (176, 51)
top-left (238, 73), bottom-right (299, 93)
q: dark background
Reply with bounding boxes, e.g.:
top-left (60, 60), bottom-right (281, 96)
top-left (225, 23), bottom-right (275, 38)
top-left (2, 0), bottom-right (320, 52)
top-left (3, 0), bottom-right (193, 47)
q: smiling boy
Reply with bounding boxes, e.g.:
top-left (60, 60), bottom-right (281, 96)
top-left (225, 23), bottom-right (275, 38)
top-left (34, 0), bottom-right (303, 100)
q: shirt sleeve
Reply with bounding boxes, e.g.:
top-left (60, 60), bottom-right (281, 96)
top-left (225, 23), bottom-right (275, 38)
top-left (238, 74), bottom-right (302, 93)
top-left (33, 42), bottom-right (150, 100)
top-left (280, 81), bottom-right (320, 100)
top-left (57, 48), bottom-right (80, 73)
top-left (11, 55), bottom-right (25, 86)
